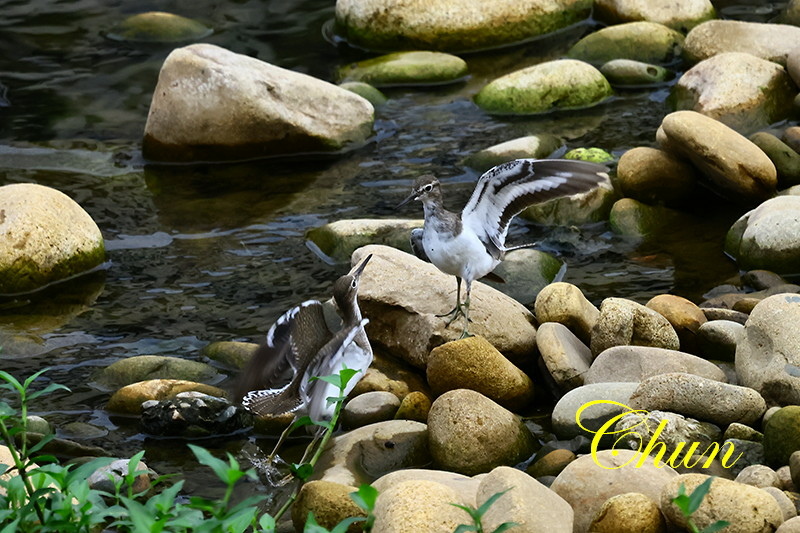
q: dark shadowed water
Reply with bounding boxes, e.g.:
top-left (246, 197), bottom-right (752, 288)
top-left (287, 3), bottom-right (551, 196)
top-left (0, 0), bottom-right (786, 504)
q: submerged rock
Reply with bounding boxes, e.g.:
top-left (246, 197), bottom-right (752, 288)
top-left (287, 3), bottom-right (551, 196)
top-left (0, 183), bottom-right (105, 295)
top-left (609, 198), bottom-right (691, 238)
top-left (143, 44), bottom-right (374, 162)
top-left (338, 51), bottom-right (468, 87)
top-left (475, 59), bottom-right (612, 114)
top-left (333, 0), bottom-right (592, 52)
top-left (567, 21), bottom-right (685, 65)
top-left (673, 52), bottom-right (796, 135)
top-left (107, 12), bottom-right (212, 43)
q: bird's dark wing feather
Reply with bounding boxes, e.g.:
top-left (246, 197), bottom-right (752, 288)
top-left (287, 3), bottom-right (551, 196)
top-left (462, 159), bottom-right (609, 252)
top-left (409, 227), bottom-right (430, 263)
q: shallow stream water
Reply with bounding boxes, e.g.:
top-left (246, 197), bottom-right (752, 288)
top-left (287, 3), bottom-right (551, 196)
top-left (0, 0), bottom-right (788, 505)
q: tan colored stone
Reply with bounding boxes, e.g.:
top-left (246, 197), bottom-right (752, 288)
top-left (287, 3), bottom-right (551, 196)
top-left (617, 147), bottom-right (698, 207)
top-left (526, 449), bottom-right (576, 478)
top-left (350, 350), bottom-right (430, 400)
top-left (536, 322), bottom-right (592, 390)
top-left (589, 492), bottom-right (667, 533)
top-left (371, 479), bottom-right (471, 533)
top-left (427, 336), bottom-right (534, 411)
top-left (106, 379), bottom-right (228, 414)
top-left (535, 282), bottom-right (599, 344)
top-left (291, 480), bottom-right (366, 533)
top-left (590, 297), bottom-right (680, 356)
top-left (394, 391), bottom-right (432, 423)
top-left (646, 294), bottom-right (707, 352)
top-left (372, 469), bottom-right (480, 508)
top-left (684, 19), bottom-right (800, 66)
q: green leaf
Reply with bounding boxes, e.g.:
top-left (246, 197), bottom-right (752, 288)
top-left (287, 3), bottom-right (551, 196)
top-left (687, 477), bottom-right (715, 515)
top-left (492, 522), bottom-right (520, 533)
top-left (476, 488), bottom-right (512, 518)
top-left (350, 484), bottom-right (378, 512)
top-left (259, 513), bottom-right (277, 532)
top-left (330, 516), bottom-right (365, 533)
top-left (672, 483), bottom-right (692, 516)
top-left (189, 444), bottom-right (231, 483)
top-left (700, 520), bottom-right (730, 533)
top-left (290, 416), bottom-right (316, 432)
top-left (303, 512), bottom-right (331, 533)
top-left (451, 503), bottom-right (479, 522)
top-left (453, 525), bottom-right (478, 533)
top-left (290, 463), bottom-right (314, 481)
top-left (27, 382), bottom-right (70, 402)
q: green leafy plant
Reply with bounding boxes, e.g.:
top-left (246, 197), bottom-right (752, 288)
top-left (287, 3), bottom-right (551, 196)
top-left (672, 477), bottom-right (729, 533)
top-left (452, 488), bottom-right (518, 533)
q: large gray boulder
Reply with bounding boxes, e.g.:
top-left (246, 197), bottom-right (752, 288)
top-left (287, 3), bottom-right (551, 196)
top-left (736, 293), bottom-right (800, 405)
top-left (726, 197), bottom-right (800, 275)
top-left (143, 44), bottom-right (374, 162)
top-left (684, 20), bottom-right (800, 66)
top-left (0, 183), bottom-right (104, 294)
top-left (673, 52), bottom-right (796, 134)
top-left (334, 0), bottom-right (592, 52)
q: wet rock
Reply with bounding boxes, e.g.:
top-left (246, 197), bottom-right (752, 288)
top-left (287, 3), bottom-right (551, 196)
top-left (536, 322), bottom-right (592, 391)
top-left (608, 198), bottom-right (691, 238)
top-left (371, 479), bottom-right (470, 533)
top-left (143, 44), bottom-right (374, 162)
top-left (333, 0), bottom-right (592, 52)
top-left (585, 346), bottom-right (725, 385)
top-left (629, 372), bottom-right (766, 427)
top-left (93, 355), bottom-right (220, 390)
top-left (588, 492), bottom-right (667, 533)
top-left (372, 469), bottom-right (480, 507)
top-left (0, 183), bottom-right (105, 294)
top-left (351, 351), bottom-right (430, 400)
top-left (661, 474), bottom-right (784, 532)
top-left (341, 391), bottom-right (400, 429)
top-left (590, 297), bottom-right (680, 357)
top-left (106, 379), bottom-right (228, 415)
top-left (520, 175), bottom-right (616, 226)
top-left (724, 423), bottom-right (763, 443)
top-left (564, 147), bottom-right (616, 163)
top-left (311, 420), bottom-right (430, 486)
top-left (600, 59), bottom-right (673, 87)
top-left (463, 135), bottom-right (564, 172)
top-left (20, 433), bottom-right (109, 459)
top-left (475, 59), bottom-right (612, 114)
top-left (684, 20), bottom-right (800, 66)
top-left (534, 282), bottom-right (599, 344)
top-left (140, 392), bottom-right (251, 437)
top-left (481, 249), bottom-right (565, 306)
top-left (657, 110), bottom-right (777, 203)
top-left (764, 406), bottom-right (800, 468)
top-left (593, 0), bottom-right (714, 32)
top-left (736, 465), bottom-right (781, 489)
top-left (339, 81), bottom-right (387, 106)
top-left (735, 294), bottom-right (800, 405)
top-left (291, 480), bottom-right (365, 533)
top-left (551, 449), bottom-right (678, 533)
top-left (527, 448), bottom-right (576, 479)
top-left (107, 12), bottom-right (212, 43)
top-left (88, 458), bottom-right (153, 494)
top-left (201, 341), bottom-right (258, 369)
top-left (428, 389), bottom-right (536, 476)
top-left (673, 52), bottom-right (796, 135)
top-left (742, 270), bottom-right (790, 290)
top-left (727, 199), bottom-right (800, 276)
top-left (306, 219), bottom-right (422, 263)
top-left (338, 51), bottom-right (467, 87)
top-left (646, 294), bottom-right (707, 353)
top-left (477, 466), bottom-right (574, 533)
top-left (701, 306), bottom-right (750, 324)
top-left (26, 416), bottom-right (51, 435)
top-left (393, 391), bottom-right (431, 422)
top-left (351, 245), bottom-right (537, 369)
top-left (567, 21), bottom-right (684, 64)
top-left (59, 421), bottom-right (108, 440)
top-left (750, 132), bottom-right (800, 188)
top-left (426, 336), bottom-right (534, 412)
top-left (551, 382), bottom-right (639, 441)
top-left (697, 320), bottom-right (743, 361)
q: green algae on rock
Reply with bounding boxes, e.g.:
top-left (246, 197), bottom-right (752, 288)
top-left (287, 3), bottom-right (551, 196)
top-left (107, 12), bottom-right (213, 43)
top-left (0, 183), bottom-right (105, 295)
top-left (600, 59), bottom-right (674, 87)
top-left (334, 0), bottom-right (592, 52)
top-left (475, 59), bottom-right (613, 115)
top-left (338, 81), bottom-right (388, 106)
top-left (338, 51), bottom-right (468, 87)
top-left (567, 21), bottom-right (685, 65)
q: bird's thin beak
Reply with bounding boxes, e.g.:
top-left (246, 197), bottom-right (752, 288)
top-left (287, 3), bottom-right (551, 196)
top-left (396, 191), bottom-right (417, 209)
top-left (351, 254), bottom-right (372, 278)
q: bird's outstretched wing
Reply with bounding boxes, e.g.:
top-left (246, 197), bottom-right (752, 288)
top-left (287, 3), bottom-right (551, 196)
top-left (301, 318), bottom-right (370, 421)
top-left (461, 159), bottom-right (608, 258)
top-left (234, 300), bottom-right (332, 413)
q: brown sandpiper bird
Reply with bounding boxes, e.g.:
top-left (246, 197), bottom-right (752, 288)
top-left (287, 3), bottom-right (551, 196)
top-left (396, 158), bottom-right (608, 338)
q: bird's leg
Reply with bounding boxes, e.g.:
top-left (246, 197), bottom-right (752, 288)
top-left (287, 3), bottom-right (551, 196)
top-left (436, 277), bottom-right (467, 326)
top-left (459, 280), bottom-right (474, 339)
top-left (298, 425), bottom-right (324, 464)
top-left (266, 418), bottom-right (296, 465)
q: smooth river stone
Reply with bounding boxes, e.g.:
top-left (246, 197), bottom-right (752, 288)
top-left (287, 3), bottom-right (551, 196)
top-left (585, 346), bottom-right (726, 385)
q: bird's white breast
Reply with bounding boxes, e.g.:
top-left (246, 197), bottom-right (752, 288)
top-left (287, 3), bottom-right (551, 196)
top-left (422, 225), bottom-right (499, 283)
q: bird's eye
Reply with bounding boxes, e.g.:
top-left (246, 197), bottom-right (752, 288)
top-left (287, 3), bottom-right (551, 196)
top-left (351, 279), bottom-right (357, 289)
top-left (423, 184), bottom-right (433, 192)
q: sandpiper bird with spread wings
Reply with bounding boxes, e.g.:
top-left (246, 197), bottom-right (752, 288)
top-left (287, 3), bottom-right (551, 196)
top-left (235, 255), bottom-right (373, 457)
top-left (397, 158), bottom-right (608, 338)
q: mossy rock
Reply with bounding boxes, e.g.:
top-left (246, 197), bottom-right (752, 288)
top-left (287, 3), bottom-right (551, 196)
top-left (564, 147), bottom-right (615, 163)
top-left (764, 405), bottom-right (800, 467)
top-left (306, 219), bottom-right (422, 263)
top-left (94, 355), bottom-right (220, 390)
top-left (202, 341), bottom-right (259, 369)
top-left (567, 21), bottom-right (685, 65)
top-left (600, 59), bottom-right (674, 87)
top-left (338, 51), bottom-right (468, 87)
top-left (475, 59), bottom-right (613, 115)
top-left (463, 134), bottom-right (564, 172)
top-left (339, 81), bottom-right (388, 106)
top-left (609, 198), bottom-right (688, 238)
top-left (108, 12), bottom-right (212, 42)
